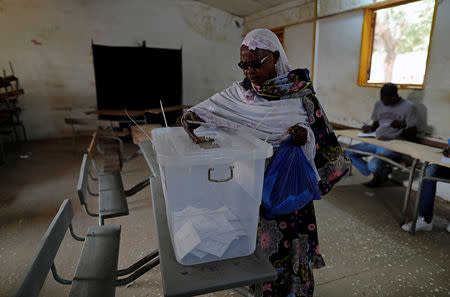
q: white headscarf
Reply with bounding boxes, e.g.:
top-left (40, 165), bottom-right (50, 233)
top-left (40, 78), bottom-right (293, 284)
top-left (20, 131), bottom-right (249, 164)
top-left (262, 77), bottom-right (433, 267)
top-left (241, 28), bottom-right (292, 76)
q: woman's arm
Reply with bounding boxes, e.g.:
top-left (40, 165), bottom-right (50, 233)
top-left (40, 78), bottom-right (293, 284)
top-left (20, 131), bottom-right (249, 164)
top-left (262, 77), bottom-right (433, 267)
top-left (181, 111), bottom-right (203, 143)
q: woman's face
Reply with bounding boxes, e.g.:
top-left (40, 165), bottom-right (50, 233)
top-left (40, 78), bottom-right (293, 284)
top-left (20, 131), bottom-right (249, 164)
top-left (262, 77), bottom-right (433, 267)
top-left (240, 45), bottom-right (279, 85)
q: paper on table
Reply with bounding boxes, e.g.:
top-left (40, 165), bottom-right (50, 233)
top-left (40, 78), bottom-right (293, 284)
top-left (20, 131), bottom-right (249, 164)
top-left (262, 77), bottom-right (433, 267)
top-left (174, 221), bottom-right (201, 259)
top-left (357, 131), bottom-right (376, 138)
top-left (440, 156), bottom-right (450, 164)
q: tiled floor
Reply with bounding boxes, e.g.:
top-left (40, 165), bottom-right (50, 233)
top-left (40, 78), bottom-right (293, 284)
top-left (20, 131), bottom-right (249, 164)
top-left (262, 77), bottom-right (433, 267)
top-left (1, 137), bottom-right (449, 297)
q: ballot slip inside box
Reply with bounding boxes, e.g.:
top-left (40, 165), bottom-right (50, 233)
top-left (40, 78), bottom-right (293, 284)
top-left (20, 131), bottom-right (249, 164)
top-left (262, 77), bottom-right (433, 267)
top-left (151, 126), bottom-right (273, 265)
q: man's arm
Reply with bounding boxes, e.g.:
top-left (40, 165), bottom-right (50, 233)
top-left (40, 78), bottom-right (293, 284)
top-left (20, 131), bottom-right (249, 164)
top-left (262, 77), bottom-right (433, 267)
top-left (390, 119), bottom-right (417, 141)
top-left (370, 121), bottom-right (379, 132)
top-left (401, 104), bottom-right (418, 141)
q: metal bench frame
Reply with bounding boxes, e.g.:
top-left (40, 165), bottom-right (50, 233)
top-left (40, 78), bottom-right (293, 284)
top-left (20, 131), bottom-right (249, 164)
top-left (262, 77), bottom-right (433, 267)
top-left (14, 199), bottom-right (160, 296)
top-left (13, 199), bottom-right (121, 297)
top-left (78, 154), bottom-right (149, 225)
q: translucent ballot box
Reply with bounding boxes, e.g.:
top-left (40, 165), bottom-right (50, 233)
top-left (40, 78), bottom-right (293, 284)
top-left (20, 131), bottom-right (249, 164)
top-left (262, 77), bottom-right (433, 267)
top-left (151, 127), bottom-right (273, 265)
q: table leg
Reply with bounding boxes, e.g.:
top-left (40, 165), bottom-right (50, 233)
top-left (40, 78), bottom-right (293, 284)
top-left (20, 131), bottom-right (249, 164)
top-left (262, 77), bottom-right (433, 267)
top-left (233, 287), bottom-right (254, 297)
top-left (253, 283), bottom-right (263, 297)
top-left (411, 161), bottom-right (428, 235)
top-left (400, 159), bottom-right (418, 225)
top-left (234, 284), bottom-right (263, 297)
top-left (0, 139), bottom-right (4, 164)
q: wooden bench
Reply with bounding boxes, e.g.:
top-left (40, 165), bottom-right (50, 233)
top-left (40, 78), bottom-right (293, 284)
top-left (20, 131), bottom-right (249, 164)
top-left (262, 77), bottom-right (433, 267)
top-left (64, 118), bottom-right (130, 153)
top-left (87, 129), bottom-right (143, 171)
top-left (88, 130), bottom-right (123, 173)
top-left (13, 199), bottom-right (121, 297)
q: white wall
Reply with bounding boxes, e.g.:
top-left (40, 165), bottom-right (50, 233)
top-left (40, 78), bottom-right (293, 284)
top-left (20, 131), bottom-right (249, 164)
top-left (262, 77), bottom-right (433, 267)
top-left (0, 0), bottom-right (243, 139)
top-left (314, 10), bottom-right (381, 128)
top-left (284, 22), bottom-right (314, 70)
top-left (420, 0), bottom-right (450, 139)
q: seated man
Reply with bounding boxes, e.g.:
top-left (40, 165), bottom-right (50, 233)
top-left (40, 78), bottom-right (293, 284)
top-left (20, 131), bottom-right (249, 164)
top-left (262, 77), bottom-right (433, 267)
top-left (345, 83), bottom-right (417, 187)
top-left (402, 147), bottom-right (450, 232)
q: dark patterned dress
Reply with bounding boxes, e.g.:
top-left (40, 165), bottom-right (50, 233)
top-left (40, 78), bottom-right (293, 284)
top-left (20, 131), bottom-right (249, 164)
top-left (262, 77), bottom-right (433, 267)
top-left (258, 202), bottom-right (324, 297)
top-left (245, 69), bottom-right (351, 297)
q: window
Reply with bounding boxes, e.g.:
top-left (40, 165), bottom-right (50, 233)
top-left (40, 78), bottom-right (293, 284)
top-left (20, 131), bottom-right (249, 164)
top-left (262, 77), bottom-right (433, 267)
top-left (358, 0), bottom-right (436, 89)
top-left (271, 27), bottom-right (285, 46)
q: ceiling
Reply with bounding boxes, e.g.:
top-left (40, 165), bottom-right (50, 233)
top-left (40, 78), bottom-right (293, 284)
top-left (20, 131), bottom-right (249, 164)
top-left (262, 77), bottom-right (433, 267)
top-left (194, 0), bottom-right (296, 17)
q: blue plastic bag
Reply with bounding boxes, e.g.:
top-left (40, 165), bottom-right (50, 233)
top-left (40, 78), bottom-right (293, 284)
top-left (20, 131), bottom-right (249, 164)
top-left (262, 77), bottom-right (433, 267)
top-left (262, 137), bottom-right (321, 218)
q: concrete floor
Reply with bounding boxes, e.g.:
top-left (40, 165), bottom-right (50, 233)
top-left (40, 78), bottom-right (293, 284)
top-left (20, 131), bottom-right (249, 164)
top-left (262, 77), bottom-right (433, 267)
top-left (1, 137), bottom-right (449, 297)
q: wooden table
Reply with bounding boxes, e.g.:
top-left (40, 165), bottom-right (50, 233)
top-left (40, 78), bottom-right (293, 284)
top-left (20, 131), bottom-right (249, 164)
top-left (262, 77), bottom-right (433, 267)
top-left (130, 124), bottom-right (162, 144)
top-left (86, 105), bottom-right (192, 117)
top-left (145, 104), bottom-right (192, 114)
top-left (138, 141), bottom-right (277, 297)
top-left (85, 109), bottom-right (146, 117)
top-left (336, 129), bottom-right (450, 233)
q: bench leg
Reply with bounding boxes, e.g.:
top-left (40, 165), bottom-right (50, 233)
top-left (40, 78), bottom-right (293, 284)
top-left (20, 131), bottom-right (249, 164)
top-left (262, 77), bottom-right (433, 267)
top-left (253, 283), bottom-right (263, 297)
top-left (125, 178), bottom-right (150, 197)
top-left (233, 287), bottom-right (254, 297)
top-left (117, 250), bottom-right (159, 276)
top-left (0, 140), bottom-right (5, 165)
top-left (51, 263), bottom-right (72, 285)
top-left (233, 284), bottom-right (263, 297)
top-left (19, 122), bottom-right (27, 142)
top-left (115, 257), bottom-right (160, 286)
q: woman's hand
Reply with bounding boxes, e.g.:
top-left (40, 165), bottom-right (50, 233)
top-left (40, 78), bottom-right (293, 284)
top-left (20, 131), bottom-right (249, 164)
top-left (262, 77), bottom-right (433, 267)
top-left (181, 111), bottom-right (203, 143)
top-left (287, 125), bottom-right (308, 146)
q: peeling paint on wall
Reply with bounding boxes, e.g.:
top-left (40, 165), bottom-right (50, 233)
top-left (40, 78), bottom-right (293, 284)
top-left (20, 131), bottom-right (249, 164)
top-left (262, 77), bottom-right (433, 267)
top-left (244, 1), bottom-right (314, 33)
top-left (37, 24), bottom-right (61, 40)
top-left (31, 39), bottom-right (43, 46)
top-left (178, 2), bottom-right (237, 42)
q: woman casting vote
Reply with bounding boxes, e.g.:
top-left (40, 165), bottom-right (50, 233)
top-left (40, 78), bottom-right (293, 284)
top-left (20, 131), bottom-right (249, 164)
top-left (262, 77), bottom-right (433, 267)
top-left (182, 28), bottom-right (350, 297)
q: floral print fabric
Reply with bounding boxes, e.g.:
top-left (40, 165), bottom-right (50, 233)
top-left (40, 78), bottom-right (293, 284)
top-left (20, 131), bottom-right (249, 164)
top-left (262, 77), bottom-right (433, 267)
top-left (257, 202), bottom-right (325, 297)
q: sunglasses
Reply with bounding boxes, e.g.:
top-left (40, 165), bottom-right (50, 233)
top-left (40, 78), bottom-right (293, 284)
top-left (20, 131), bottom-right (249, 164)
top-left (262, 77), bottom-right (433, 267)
top-left (238, 53), bottom-right (272, 70)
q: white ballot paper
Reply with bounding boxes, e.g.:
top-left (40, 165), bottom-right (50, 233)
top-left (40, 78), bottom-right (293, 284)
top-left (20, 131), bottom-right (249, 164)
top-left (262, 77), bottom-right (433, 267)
top-left (440, 156), bottom-right (450, 164)
top-left (357, 131), bottom-right (376, 138)
top-left (174, 221), bottom-right (201, 259)
top-left (173, 205), bottom-right (248, 259)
